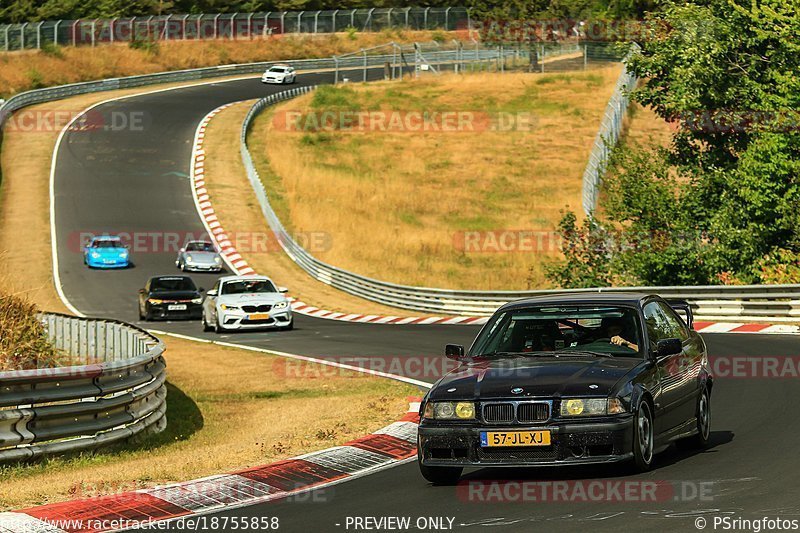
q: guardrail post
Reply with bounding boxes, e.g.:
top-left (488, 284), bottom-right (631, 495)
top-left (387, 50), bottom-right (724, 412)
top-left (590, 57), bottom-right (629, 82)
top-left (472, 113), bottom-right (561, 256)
top-left (362, 48), bottom-right (367, 81)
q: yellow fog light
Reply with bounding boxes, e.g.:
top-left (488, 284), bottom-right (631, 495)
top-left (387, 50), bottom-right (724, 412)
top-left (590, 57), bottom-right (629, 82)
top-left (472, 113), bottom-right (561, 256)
top-left (455, 402), bottom-right (476, 419)
top-left (563, 399), bottom-right (585, 416)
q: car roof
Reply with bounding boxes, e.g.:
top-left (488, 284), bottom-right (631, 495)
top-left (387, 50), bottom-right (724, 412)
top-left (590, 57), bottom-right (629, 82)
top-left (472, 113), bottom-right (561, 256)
top-left (270, 64), bottom-right (291, 68)
top-left (91, 235), bottom-right (121, 241)
top-left (498, 291), bottom-right (657, 311)
top-left (186, 240), bottom-right (214, 245)
top-left (218, 275), bottom-right (272, 283)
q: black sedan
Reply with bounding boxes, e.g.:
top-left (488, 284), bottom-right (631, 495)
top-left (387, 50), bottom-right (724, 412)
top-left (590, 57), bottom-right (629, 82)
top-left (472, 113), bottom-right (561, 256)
top-left (138, 276), bottom-right (204, 321)
top-left (418, 292), bottom-right (712, 484)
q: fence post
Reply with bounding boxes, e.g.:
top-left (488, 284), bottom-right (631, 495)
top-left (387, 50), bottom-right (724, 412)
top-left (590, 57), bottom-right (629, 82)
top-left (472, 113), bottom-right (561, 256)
top-left (583, 43), bottom-right (588, 69)
top-left (36, 21), bottom-right (42, 49)
top-left (213, 14), bottom-right (220, 39)
top-left (264, 13), bottom-right (270, 38)
top-left (334, 55), bottom-right (339, 84)
top-left (4, 26), bottom-right (9, 51)
top-left (424, 8), bottom-right (429, 30)
top-left (20, 22), bottom-right (27, 49)
top-left (541, 44), bottom-right (545, 73)
top-left (297, 11), bottom-right (303, 33)
top-left (314, 11), bottom-right (320, 34)
top-left (247, 13), bottom-right (253, 39)
top-left (280, 12), bottom-right (286, 34)
top-left (331, 10), bottom-right (338, 33)
top-left (445, 7), bottom-right (451, 30)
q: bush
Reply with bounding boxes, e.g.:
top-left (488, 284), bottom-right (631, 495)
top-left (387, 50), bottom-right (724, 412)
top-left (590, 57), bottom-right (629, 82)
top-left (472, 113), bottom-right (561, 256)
top-left (39, 42), bottom-right (63, 59)
top-left (0, 291), bottom-right (63, 371)
top-left (344, 26), bottom-right (358, 41)
top-left (128, 38), bottom-right (160, 55)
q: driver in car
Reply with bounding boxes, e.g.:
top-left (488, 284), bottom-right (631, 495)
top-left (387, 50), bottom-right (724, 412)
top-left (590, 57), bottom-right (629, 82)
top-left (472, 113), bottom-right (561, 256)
top-left (601, 317), bottom-right (639, 351)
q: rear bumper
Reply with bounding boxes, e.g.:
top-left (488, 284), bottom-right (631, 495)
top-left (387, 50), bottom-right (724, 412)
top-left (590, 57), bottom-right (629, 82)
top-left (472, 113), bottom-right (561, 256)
top-left (418, 415), bottom-right (634, 467)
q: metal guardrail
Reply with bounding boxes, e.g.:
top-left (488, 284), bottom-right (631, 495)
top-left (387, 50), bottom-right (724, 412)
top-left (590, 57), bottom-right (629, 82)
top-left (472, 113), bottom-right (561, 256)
top-left (581, 44), bottom-right (639, 214)
top-left (241, 86), bottom-right (800, 323)
top-left (0, 8), bottom-right (470, 51)
top-left (0, 314), bottom-right (166, 462)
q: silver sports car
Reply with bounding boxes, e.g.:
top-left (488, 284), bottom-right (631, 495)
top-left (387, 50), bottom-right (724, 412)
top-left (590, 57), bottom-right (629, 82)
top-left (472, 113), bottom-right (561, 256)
top-left (176, 240), bottom-right (223, 272)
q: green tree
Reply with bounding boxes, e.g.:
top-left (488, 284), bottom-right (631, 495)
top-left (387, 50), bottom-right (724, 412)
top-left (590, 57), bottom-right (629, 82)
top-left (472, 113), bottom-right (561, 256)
top-left (549, 0), bottom-right (800, 287)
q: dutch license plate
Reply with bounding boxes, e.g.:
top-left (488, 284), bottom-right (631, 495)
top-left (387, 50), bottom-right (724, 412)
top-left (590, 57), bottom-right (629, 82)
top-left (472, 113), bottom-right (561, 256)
top-left (248, 313), bottom-right (270, 320)
top-left (167, 304), bottom-right (187, 311)
top-left (480, 430), bottom-right (551, 447)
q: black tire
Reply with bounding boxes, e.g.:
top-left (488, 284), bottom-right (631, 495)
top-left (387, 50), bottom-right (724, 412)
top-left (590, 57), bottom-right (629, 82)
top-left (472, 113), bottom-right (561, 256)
top-left (419, 461), bottom-right (462, 485)
top-left (142, 304), bottom-right (152, 322)
top-left (202, 312), bottom-right (212, 332)
top-left (283, 318), bottom-right (294, 331)
top-left (214, 315), bottom-right (224, 334)
top-left (684, 386), bottom-right (712, 449)
top-left (138, 305), bottom-right (145, 321)
top-left (632, 400), bottom-right (655, 472)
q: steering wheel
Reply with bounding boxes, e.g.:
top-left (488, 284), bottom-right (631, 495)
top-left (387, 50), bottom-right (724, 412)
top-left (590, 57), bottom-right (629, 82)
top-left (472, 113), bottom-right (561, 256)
top-left (594, 337), bottom-right (612, 343)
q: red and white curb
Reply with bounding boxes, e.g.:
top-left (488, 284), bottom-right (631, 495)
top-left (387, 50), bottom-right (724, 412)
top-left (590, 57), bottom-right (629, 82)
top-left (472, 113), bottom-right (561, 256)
top-left (0, 401), bottom-right (422, 533)
top-left (692, 321), bottom-right (799, 334)
top-left (189, 104), bottom-right (488, 327)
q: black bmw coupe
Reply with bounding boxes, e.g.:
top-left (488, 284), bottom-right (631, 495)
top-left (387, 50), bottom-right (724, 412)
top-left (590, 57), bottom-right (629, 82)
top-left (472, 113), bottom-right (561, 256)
top-left (418, 293), bottom-right (712, 484)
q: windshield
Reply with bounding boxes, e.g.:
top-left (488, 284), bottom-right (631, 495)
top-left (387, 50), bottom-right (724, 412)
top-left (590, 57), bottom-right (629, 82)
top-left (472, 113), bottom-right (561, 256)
top-left (470, 305), bottom-right (643, 358)
top-left (268, 67), bottom-right (287, 73)
top-left (185, 242), bottom-right (215, 252)
top-left (91, 239), bottom-right (123, 248)
top-left (151, 277), bottom-right (196, 292)
top-left (221, 279), bottom-right (277, 295)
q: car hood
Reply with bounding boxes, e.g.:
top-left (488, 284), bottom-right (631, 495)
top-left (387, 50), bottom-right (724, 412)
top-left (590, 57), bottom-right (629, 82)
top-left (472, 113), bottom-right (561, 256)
top-left (149, 290), bottom-right (200, 301)
top-left (217, 293), bottom-right (287, 305)
top-left (429, 355), bottom-right (644, 400)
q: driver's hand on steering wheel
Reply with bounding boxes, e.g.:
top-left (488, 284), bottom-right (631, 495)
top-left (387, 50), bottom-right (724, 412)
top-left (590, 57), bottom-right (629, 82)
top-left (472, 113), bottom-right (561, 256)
top-left (610, 335), bottom-right (638, 351)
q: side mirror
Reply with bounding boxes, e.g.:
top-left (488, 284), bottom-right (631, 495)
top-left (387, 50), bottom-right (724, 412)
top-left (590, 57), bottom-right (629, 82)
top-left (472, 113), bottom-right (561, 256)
top-left (179, 248), bottom-right (185, 253)
top-left (278, 286), bottom-right (289, 293)
top-left (198, 287), bottom-right (205, 292)
top-left (445, 344), bottom-right (465, 361)
top-left (206, 289), bottom-right (218, 297)
top-left (656, 338), bottom-right (682, 358)
top-left (138, 289), bottom-right (145, 294)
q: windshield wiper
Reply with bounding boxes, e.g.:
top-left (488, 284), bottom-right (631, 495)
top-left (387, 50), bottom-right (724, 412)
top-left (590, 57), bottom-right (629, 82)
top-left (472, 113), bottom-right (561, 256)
top-left (557, 350), bottom-right (614, 358)
top-left (487, 351), bottom-right (559, 357)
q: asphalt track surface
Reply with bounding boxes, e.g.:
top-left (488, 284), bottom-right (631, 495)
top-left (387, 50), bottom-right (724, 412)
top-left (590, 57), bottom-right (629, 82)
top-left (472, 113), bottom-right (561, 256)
top-left (50, 68), bottom-right (800, 532)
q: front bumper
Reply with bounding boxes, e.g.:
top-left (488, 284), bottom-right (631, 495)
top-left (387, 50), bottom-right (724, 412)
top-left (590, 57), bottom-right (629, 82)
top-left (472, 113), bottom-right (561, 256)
top-left (147, 302), bottom-right (203, 320)
top-left (87, 257), bottom-right (129, 268)
top-left (418, 415), bottom-right (634, 467)
top-left (218, 308), bottom-right (293, 330)
top-left (183, 261), bottom-right (222, 272)
top-left (262, 77), bottom-right (286, 84)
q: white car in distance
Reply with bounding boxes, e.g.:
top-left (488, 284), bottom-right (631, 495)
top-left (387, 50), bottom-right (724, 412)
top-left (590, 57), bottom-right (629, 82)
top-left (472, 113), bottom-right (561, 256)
top-left (202, 275), bottom-right (293, 333)
top-left (261, 65), bottom-right (296, 84)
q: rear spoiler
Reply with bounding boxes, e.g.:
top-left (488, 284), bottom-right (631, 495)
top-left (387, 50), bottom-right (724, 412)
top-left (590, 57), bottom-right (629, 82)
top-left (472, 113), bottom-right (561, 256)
top-left (666, 299), bottom-right (694, 329)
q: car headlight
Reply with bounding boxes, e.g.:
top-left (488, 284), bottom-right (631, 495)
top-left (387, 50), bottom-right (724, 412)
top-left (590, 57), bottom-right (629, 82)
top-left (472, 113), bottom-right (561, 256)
top-left (273, 301), bottom-right (288, 310)
top-left (220, 304), bottom-right (240, 311)
top-left (90, 252), bottom-right (101, 259)
top-left (423, 401), bottom-right (476, 420)
top-left (186, 255), bottom-right (193, 262)
top-left (118, 252), bottom-right (127, 258)
top-left (148, 298), bottom-right (163, 305)
top-left (214, 256), bottom-right (221, 263)
top-left (560, 398), bottom-right (626, 417)
top-left (191, 297), bottom-right (202, 304)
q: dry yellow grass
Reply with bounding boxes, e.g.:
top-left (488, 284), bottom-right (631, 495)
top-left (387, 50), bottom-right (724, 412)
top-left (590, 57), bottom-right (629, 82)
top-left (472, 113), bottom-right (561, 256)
top-left (201, 102), bottom-right (410, 316)
top-left (624, 102), bottom-right (674, 148)
top-left (251, 66), bottom-right (623, 290)
top-left (0, 334), bottom-right (417, 510)
top-left (0, 31), bottom-right (459, 98)
top-left (0, 79), bottom-right (417, 510)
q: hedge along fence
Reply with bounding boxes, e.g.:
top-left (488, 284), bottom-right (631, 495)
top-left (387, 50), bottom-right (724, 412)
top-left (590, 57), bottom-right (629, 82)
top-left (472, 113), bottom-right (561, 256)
top-left (0, 313), bottom-right (166, 462)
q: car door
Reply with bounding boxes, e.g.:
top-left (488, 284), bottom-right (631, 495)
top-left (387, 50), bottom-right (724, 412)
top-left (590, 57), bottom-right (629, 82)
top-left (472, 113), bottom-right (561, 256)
top-left (643, 300), bottom-right (693, 435)
top-left (204, 280), bottom-right (220, 319)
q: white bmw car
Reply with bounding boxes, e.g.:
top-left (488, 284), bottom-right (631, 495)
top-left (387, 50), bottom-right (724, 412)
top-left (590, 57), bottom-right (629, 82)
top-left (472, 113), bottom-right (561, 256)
top-left (261, 65), bottom-right (296, 84)
top-left (202, 275), bottom-right (293, 333)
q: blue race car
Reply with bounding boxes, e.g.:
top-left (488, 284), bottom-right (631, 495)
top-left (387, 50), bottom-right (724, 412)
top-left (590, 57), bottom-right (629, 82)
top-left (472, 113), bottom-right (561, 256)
top-left (83, 235), bottom-right (130, 268)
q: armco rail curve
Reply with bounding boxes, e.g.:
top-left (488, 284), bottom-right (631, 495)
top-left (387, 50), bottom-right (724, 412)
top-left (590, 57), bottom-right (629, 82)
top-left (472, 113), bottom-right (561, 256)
top-left (239, 89), bottom-right (800, 323)
top-left (0, 314), bottom-right (166, 462)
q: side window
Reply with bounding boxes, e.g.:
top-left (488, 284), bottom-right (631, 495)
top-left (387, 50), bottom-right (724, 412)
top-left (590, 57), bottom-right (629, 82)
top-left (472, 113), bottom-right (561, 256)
top-left (643, 302), bottom-right (671, 346)
top-left (643, 301), bottom-right (688, 346)
top-left (657, 301), bottom-right (690, 341)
